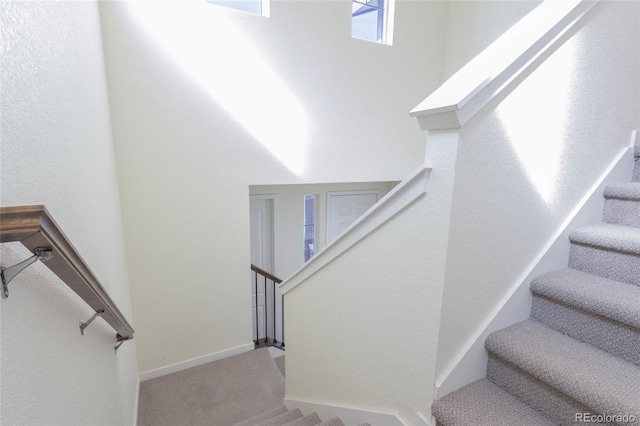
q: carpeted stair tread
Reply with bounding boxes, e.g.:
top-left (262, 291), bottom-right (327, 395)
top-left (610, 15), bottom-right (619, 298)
top-left (603, 184), bottom-right (640, 228)
top-left (234, 406), bottom-right (289, 426)
top-left (432, 378), bottom-right (556, 426)
top-left (604, 182), bottom-right (640, 200)
top-left (283, 412), bottom-right (322, 426)
top-left (569, 223), bottom-right (640, 255)
top-left (530, 268), bottom-right (640, 328)
top-left (317, 417), bottom-right (345, 426)
top-left (257, 409), bottom-right (303, 426)
top-left (485, 320), bottom-right (640, 418)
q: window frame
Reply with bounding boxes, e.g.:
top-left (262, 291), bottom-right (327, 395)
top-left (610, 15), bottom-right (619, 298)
top-left (351, 0), bottom-right (395, 45)
top-left (205, 0), bottom-right (270, 17)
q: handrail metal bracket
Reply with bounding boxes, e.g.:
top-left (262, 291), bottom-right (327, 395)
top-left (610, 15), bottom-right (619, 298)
top-left (114, 334), bottom-right (132, 352)
top-left (79, 310), bottom-right (105, 335)
top-left (1, 248), bottom-right (53, 299)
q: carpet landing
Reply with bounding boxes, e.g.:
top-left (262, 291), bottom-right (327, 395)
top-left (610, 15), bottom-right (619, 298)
top-left (138, 348), bottom-right (285, 426)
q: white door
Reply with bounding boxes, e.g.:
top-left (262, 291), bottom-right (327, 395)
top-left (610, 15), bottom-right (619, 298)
top-left (249, 197), bottom-right (274, 342)
top-left (327, 191), bottom-right (379, 243)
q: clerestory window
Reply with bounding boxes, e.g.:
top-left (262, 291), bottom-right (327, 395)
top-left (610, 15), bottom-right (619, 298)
top-left (206, 0), bottom-right (269, 17)
top-left (351, 0), bottom-right (394, 45)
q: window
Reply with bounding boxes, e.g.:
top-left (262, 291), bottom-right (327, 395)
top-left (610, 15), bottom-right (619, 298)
top-left (303, 195), bottom-right (316, 262)
top-left (351, 0), bottom-right (394, 45)
top-left (206, 0), bottom-right (270, 17)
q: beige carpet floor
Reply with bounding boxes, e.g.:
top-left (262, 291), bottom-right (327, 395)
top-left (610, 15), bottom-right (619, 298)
top-left (138, 348), bottom-right (285, 426)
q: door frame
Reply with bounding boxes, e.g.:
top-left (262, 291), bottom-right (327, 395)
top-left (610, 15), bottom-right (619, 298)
top-left (250, 194), bottom-right (278, 275)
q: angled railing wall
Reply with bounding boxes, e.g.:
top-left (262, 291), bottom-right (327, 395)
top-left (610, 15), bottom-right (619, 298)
top-left (410, 0), bottom-right (598, 130)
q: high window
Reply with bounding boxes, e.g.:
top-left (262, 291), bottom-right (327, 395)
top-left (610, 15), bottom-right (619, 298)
top-left (303, 195), bottom-right (316, 262)
top-left (351, 0), bottom-right (394, 45)
top-left (206, 0), bottom-right (270, 17)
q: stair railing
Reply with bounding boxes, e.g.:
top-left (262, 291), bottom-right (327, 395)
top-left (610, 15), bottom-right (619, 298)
top-left (0, 205), bottom-right (134, 351)
top-left (251, 263), bottom-right (284, 349)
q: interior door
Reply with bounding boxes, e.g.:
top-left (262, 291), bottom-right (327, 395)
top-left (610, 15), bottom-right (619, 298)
top-left (249, 197), bottom-right (274, 342)
top-left (327, 191), bottom-right (379, 243)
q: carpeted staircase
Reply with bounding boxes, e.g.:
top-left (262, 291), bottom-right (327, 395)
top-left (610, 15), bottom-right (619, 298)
top-left (233, 405), bottom-right (370, 426)
top-left (433, 144), bottom-right (640, 425)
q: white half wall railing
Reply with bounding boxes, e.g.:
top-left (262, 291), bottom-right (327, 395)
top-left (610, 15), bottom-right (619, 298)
top-left (407, 0), bottom-right (638, 403)
top-left (410, 0), bottom-right (598, 131)
top-left (279, 164), bottom-right (431, 295)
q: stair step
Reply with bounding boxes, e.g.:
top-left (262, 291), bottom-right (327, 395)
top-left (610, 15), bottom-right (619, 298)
top-left (570, 223), bottom-right (640, 255)
top-left (284, 412), bottom-right (322, 426)
top-left (530, 268), bottom-right (640, 366)
top-left (257, 409), bottom-right (303, 426)
top-left (235, 406), bottom-right (289, 426)
top-left (604, 182), bottom-right (640, 227)
top-left (530, 268), bottom-right (640, 328)
top-left (485, 320), bottom-right (640, 423)
top-left (432, 378), bottom-right (555, 426)
top-left (317, 418), bottom-right (345, 426)
top-left (569, 223), bottom-right (640, 286)
top-left (604, 182), bottom-right (640, 201)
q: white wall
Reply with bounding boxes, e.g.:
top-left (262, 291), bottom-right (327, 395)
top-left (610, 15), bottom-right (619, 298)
top-left (98, 0), bottom-right (449, 374)
top-left (285, 198), bottom-right (437, 425)
top-left (0, 2), bottom-right (138, 424)
top-left (443, 0), bottom-right (541, 78)
top-left (436, 0), bottom-right (640, 381)
top-left (284, 135), bottom-right (459, 425)
top-left (250, 181), bottom-right (397, 279)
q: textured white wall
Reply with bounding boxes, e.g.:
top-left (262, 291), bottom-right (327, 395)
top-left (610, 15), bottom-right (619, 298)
top-left (0, 1), bottom-right (138, 424)
top-left (98, 0), bottom-right (449, 374)
top-left (442, 1), bottom-right (541, 79)
top-left (436, 0), bottom-right (640, 379)
top-left (250, 181), bottom-right (397, 279)
top-left (284, 135), bottom-right (459, 424)
top-left (286, 198), bottom-right (437, 425)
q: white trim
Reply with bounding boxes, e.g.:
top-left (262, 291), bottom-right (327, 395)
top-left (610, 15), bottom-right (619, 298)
top-left (436, 144), bottom-right (635, 397)
top-left (631, 129), bottom-right (639, 149)
top-left (261, 0), bottom-right (270, 18)
top-left (279, 164), bottom-right (431, 294)
top-left (139, 343), bottom-right (254, 382)
top-left (410, 0), bottom-right (598, 130)
top-left (132, 377), bottom-right (140, 426)
top-left (384, 0), bottom-right (396, 46)
top-left (249, 194), bottom-right (278, 276)
top-left (415, 411), bottom-right (433, 426)
top-left (284, 398), bottom-right (404, 426)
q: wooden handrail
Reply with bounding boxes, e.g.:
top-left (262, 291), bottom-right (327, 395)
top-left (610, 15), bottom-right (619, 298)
top-left (0, 205), bottom-right (134, 341)
top-left (250, 264), bottom-right (282, 284)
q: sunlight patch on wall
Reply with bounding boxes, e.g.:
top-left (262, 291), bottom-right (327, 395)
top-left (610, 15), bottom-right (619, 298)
top-left (496, 40), bottom-right (576, 204)
top-left (124, 1), bottom-right (308, 176)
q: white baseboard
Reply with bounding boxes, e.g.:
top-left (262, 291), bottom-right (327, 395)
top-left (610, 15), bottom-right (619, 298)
top-left (436, 144), bottom-right (635, 397)
top-left (139, 343), bottom-right (254, 382)
top-left (414, 411), bottom-right (433, 426)
top-left (284, 398), bottom-right (404, 426)
top-left (132, 377), bottom-right (140, 426)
